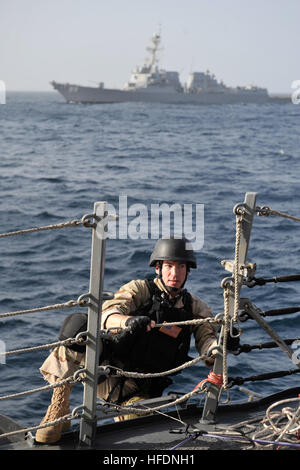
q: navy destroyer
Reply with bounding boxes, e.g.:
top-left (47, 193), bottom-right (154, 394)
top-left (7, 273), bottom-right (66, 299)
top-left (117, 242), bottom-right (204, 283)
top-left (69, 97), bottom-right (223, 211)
top-left (51, 33), bottom-right (288, 105)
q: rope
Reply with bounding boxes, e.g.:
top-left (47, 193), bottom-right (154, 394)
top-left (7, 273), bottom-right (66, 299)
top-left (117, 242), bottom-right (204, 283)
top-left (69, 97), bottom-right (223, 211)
top-left (0, 375), bottom-right (82, 402)
top-left (203, 397), bottom-right (300, 450)
top-left (221, 211), bottom-right (244, 389)
top-left (0, 384), bottom-right (204, 441)
top-left (154, 317), bottom-right (221, 328)
top-left (0, 367), bottom-right (219, 441)
top-left (107, 317), bottom-right (221, 333)
top-left (192, 370), bottom-right (223, 392)
top-left (222, 288), bottom-right (230, 389)
top-left (0, 298), bottom-right (86, 319)
top-left (266, 396), bottom-right (300, 444)
top-left (0, 337), bottom-right (83, 358)
top-left (102, 382), bottom-right (206, 416)
top-left (0, 413), bottom-right (78, 441)
top-left (172, 429), bottom-right (300, 450)
top-left (249, 396), bottom-right (300, 449)
top-left (0, 219), bottom-right (83, 238)
top-left (233, 214), bottom-right (242, 323)
top-left (107, 354), bottom-right (208, 379)
top-left (0, 319), bottom-right (219, 359)
top-left (256, 206), bottom-right (300, 223)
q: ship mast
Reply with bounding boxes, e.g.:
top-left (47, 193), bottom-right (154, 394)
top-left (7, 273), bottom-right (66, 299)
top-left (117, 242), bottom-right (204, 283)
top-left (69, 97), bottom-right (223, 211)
top-left (146, 32), bottom-right (161, 72)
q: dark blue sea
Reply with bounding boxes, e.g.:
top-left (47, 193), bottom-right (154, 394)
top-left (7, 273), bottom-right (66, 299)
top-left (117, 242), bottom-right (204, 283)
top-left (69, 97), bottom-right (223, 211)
top-left (0, 92), bottom-right (300, 430)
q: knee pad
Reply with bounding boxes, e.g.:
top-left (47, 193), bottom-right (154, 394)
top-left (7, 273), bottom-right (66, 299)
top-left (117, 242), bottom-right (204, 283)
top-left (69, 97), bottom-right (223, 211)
top-left (58, 312), bottom-right (88, 352)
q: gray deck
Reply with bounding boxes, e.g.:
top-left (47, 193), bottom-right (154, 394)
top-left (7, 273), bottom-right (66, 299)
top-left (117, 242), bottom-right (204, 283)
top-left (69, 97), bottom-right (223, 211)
top-left (1, 386), bottom-right (300, 452)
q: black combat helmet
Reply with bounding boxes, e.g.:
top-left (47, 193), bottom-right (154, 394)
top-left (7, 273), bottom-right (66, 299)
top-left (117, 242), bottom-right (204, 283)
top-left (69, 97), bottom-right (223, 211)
top-left (149, 237), bottom-right (197, 269)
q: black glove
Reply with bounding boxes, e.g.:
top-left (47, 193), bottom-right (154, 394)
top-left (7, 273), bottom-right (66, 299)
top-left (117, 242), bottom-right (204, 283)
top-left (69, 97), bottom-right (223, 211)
top-left (107, 316), bottom-right (151, 358)
top-left (125, 316), bottom-right (151, 334)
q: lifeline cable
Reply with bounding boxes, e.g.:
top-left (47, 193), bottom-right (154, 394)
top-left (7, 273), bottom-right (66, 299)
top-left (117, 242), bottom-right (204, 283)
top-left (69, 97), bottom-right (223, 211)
top-left (169, 430), bottom-right (300, 450)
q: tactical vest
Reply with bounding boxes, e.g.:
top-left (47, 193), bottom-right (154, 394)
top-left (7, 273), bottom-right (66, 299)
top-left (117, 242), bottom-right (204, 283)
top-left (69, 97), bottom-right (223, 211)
top-left (110, 278), bottom-right (194, 375)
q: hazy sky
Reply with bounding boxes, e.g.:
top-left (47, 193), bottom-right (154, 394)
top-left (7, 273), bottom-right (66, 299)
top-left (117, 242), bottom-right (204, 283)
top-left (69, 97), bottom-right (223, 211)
top-left (1, 0), bottom-right (299, 94)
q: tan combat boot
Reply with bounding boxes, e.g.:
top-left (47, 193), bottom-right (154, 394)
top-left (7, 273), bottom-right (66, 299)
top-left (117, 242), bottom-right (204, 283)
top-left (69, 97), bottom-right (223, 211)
top-left (35, 383), bottom-right (73, 444)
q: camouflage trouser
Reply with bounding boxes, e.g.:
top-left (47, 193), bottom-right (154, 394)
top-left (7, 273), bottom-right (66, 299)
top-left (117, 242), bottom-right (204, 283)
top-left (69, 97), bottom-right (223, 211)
top-left (39, 345), bottom-right (140, 402)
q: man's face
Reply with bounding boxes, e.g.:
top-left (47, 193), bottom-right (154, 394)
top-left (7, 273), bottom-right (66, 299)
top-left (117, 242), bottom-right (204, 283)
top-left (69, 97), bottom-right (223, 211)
top-left (156, 260), bottom-right (187, 292)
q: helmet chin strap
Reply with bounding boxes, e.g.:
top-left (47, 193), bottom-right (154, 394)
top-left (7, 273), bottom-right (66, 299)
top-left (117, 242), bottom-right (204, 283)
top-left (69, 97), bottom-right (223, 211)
top-left (164, 282), bottom-right (180, 293)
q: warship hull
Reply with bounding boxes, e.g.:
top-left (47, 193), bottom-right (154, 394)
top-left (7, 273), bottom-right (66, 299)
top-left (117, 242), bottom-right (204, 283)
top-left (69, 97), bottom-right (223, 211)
top-left (51, 81), bottom-right (289, 105)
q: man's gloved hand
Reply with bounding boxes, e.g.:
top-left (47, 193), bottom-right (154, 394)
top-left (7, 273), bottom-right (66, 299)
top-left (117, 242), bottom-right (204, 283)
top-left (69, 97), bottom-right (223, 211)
top-left (125, 316), bottom-right (153, 334)
top-left (204, 339), bottom-right (218, 367)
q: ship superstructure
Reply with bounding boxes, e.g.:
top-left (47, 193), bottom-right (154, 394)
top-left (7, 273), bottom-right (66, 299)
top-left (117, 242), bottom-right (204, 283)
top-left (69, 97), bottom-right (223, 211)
top-left (186, 71), bottom-right (229, 94)
top-left (51, 32), bottom-right (287, 104)
top-left (123, 32), bottom-right (183, 93)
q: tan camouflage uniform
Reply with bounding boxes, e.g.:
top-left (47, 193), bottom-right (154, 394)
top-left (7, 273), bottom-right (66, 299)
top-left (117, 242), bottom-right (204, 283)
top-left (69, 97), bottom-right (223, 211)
top-left (40, 278), bottom-right (217, 402)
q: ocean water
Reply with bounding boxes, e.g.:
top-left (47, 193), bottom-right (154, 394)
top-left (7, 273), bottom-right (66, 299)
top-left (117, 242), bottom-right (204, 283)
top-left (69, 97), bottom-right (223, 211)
top-left (0, 91), bottom-right (300, 429)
